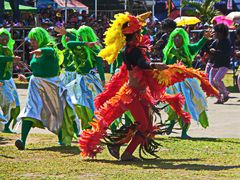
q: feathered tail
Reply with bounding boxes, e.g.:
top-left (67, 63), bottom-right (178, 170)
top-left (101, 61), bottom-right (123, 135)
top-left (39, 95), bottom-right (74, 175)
top-left (94, 64), bottom-right (128, 109)
top-left (149, 64), bottom-right (219, 98)
top-left (79, 64), bottom-right (219, 158)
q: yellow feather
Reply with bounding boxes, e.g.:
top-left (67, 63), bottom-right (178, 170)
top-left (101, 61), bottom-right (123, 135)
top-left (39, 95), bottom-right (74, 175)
top-left (98, 13), bottom-right (130, 64)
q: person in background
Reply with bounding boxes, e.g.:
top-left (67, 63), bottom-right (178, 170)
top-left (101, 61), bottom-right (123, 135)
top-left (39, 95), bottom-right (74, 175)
top-left (154, 18), bottom-right (177, 60)
top-left (59, 28), bottom-right (78, 86)
top-left (234, 27), bottom-right (240, 92)
top-left (208, 23), bottom-right (231, 104)
top-left (0, 0), bottom-right (20, 26)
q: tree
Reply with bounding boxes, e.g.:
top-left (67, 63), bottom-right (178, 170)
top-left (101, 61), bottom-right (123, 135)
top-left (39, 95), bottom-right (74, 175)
top-left (182, 0), bottom-right (221, 23)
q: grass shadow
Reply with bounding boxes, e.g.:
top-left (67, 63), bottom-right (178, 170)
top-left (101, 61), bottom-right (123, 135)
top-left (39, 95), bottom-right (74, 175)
top-left (140, 161), bottom-right (240, 171)
top-left (165, 137), bottom-right (240, 144)
top-left (86, 158), bottom-right (200, 164)
top-left (0, 154), bottom-right (15, 159)
top-left (0, 137), bottom-right (12, 145)
top-left (87, 158), bottom-right (240, 171)
top-left (29, 145), bottom-right (80, 155)
top-left (222, 103), bottom-right (240, 106)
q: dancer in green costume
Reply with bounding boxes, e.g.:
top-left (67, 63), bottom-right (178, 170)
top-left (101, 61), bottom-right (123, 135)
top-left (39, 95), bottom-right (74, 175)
top-left (59, 28), bottom-right (78, 85)
top-left (55, 26), bottom-right (105, 130)
top-left (163, 28), bottom-right (213, 138)
top-left (15, 27), bottom-right (79, 150)
top-left (0, 28), bottom-right (21, 133)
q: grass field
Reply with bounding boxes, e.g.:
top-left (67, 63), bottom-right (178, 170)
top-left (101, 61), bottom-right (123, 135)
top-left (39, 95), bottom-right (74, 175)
top-left (6, 71), bottom-right (239, 179)
top-left (0, 133), bottom-right (240, 179)
top-left (223, 72), bottom-right (239, 92)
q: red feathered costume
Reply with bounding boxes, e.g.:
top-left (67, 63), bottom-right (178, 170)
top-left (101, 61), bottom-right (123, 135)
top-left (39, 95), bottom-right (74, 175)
top-left (79, 15), bottom-right (219, 160)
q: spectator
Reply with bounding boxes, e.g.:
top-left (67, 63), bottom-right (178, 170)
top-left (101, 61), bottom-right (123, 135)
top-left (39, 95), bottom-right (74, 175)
top-left (155, 18), bottom-right (176, 60)
top-left (234, 27), bottom-right (240, 92)
top-left (0, 0), bottom-right (21, 26)
top-left (209, 23), bottom-right (231, 104)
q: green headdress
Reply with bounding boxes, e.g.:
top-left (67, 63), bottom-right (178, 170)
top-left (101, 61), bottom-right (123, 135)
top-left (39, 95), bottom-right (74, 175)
top-left (61, 28), bottom-right (77, 48)
top-left (77, 25), bottom-right (100, 68)
top-left (28, 27), bottom-right (56, 48)
top-left (163, 28), bottom-right (194, 64)
top-left (0, 28), bottom-right (15, 52)
top-left (28, 27), bottom-right (64, 65)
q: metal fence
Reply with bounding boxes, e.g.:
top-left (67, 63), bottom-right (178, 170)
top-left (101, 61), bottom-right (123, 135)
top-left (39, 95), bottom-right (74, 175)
top-left (88, 9), bottom-right (147, 19)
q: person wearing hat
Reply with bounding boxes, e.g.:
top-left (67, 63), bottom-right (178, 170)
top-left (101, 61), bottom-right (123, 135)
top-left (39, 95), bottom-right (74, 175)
top-left (55, 12), bottom-right (63, 27)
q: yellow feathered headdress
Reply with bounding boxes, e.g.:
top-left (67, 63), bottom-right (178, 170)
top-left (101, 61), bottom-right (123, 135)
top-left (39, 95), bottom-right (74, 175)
top-left (98, 12), bottom-right (152, 64)
top-left (98, 13), bottom-right (130, 64)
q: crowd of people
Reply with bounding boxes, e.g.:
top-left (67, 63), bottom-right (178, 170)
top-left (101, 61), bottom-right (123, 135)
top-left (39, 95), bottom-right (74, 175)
top-left (0, 10), bottom-right (239, 161)
top-left (5, 9), bottom-right (239, 78)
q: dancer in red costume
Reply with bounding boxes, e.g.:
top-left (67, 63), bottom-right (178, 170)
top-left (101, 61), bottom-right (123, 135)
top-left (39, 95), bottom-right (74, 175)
top-left (79, 13), bottom-right (219, 161)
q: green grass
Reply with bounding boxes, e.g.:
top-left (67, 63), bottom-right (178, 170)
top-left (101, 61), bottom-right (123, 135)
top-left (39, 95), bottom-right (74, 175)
top-left (224, 73), bottom-right (239, 93)
top-left (0, 133), bottom-right (239, 179)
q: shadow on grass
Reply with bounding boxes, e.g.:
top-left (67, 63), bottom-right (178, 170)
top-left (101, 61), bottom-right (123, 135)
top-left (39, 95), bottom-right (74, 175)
top-left (87, 158), bottom-right (240, 171)
top-left (29, 146), bottom-right (80, 155)
top-left (221, 103), bottom-right (240, 106)
top-left (0, 137), bottom-right (12, 145)
top-left (159, 137), bottom-right (240, 145)
top-left (0, 154), bottom-right (15, 159)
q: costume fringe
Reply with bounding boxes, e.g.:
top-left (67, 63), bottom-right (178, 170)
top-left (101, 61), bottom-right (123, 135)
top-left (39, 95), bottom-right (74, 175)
top-left (79, 64), bottom-right (219, 158)
top-left (80, 84), bottom-right (131, 158)
top-left (94, 64), bottom-right (128, 110)
top-left (150, 64), bottom-right (219, 97)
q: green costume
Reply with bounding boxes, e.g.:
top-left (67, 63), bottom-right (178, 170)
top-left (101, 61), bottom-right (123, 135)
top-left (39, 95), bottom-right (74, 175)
top-left (15, 27), bottom-right (78, 150)
top-left (61, 30), bottom-right (78, 72)
top-left (59, 29), bottom-right (78, 85)
top-left (65, 25), bottom-right (105, 130)
top-left (163, 28), bottom-right (208, 138)
top-left (0, 28), bottom-right (20, 133)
